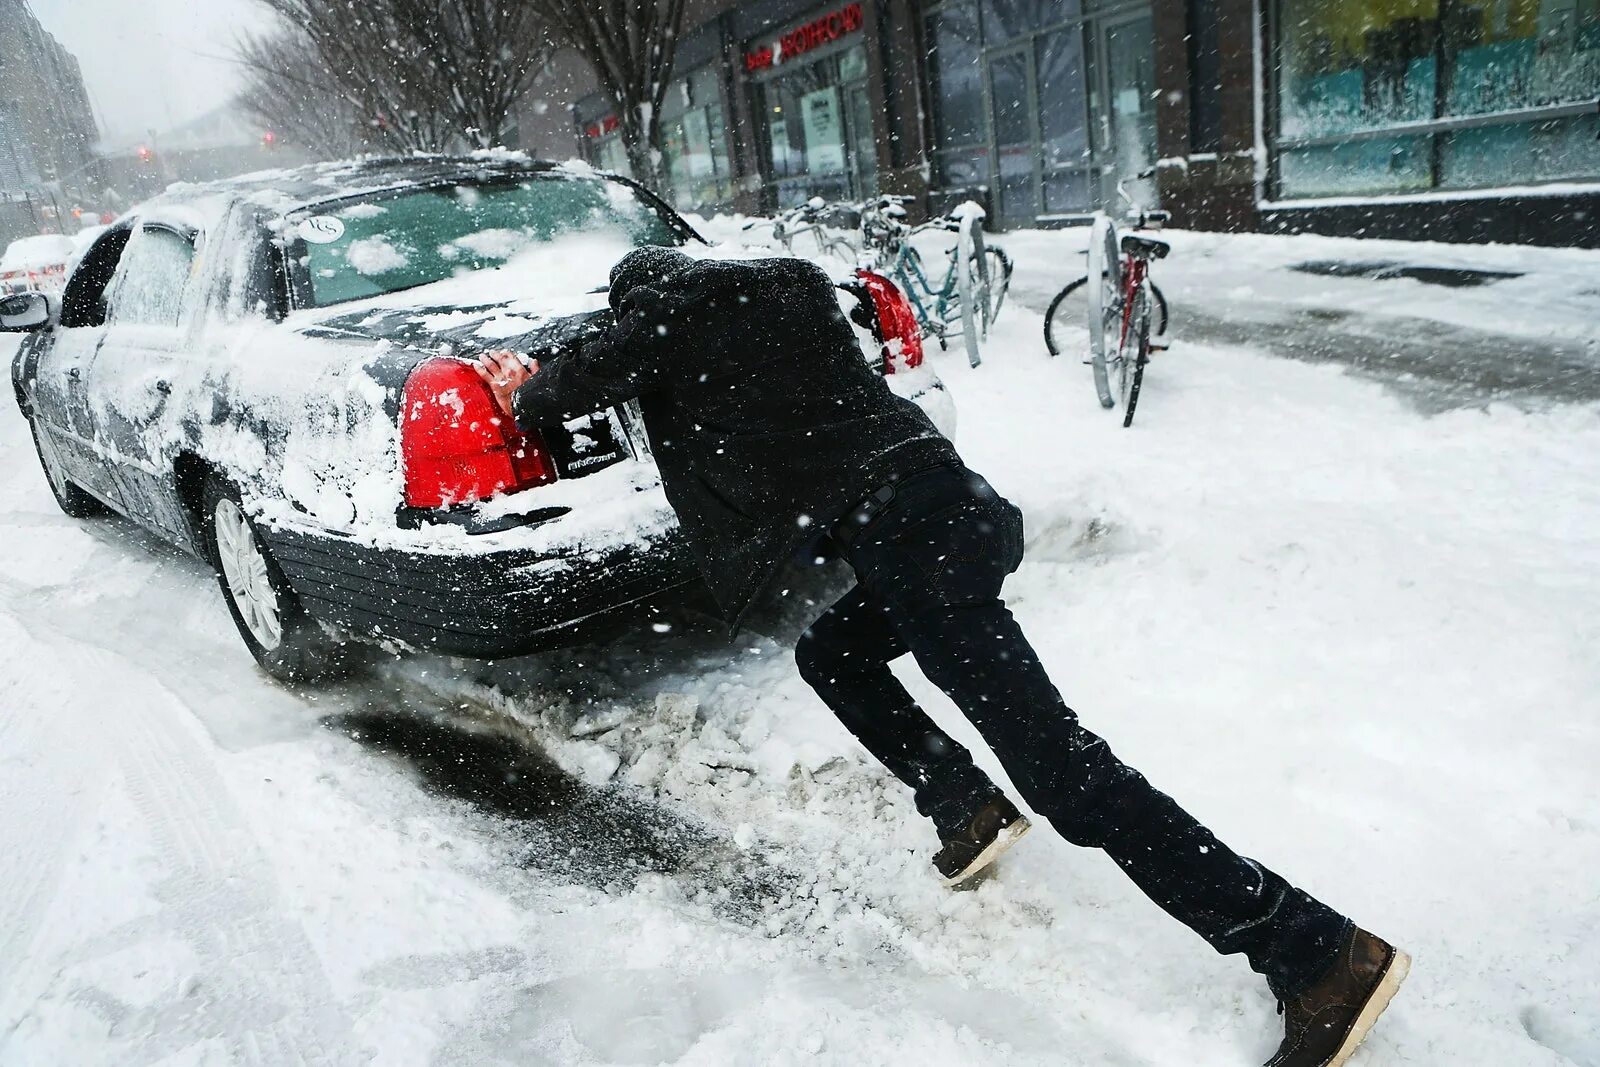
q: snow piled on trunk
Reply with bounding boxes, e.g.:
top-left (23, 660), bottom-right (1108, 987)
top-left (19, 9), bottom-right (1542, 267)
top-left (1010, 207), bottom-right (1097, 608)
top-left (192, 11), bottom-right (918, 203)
top-left (3, 230), bottom-right (1599, 1065)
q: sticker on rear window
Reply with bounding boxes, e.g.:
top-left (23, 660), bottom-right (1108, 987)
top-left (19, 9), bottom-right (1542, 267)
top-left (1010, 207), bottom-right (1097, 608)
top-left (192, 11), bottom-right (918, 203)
top-left (298, 216), bottom-right (346, 244)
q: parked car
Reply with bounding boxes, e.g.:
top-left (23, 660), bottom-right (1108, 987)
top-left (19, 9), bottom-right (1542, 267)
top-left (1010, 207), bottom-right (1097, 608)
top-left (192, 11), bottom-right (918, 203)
top-left (0, 233), bottom-right (75, 295)
top-left (5, 156), bottom-right (946, 681)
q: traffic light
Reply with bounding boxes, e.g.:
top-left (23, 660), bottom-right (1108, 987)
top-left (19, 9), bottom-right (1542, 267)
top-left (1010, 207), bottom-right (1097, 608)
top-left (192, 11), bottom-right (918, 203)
top-left (261, 130), bottom-right (277, 148)
top-left (136, 145), bottom-right (153, 164)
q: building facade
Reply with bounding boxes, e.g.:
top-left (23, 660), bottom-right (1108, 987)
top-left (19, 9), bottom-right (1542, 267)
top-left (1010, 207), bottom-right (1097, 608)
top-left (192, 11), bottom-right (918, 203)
top-left (520, 0), bottom-right (1600, 245)
top-left (1156, 0), bottom-right (1600, 245)
top-left (0, 0), bottom-right (101, 244)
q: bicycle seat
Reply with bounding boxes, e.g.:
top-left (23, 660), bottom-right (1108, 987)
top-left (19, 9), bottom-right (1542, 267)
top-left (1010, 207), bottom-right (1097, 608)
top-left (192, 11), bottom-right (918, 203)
top-left (1121, 233), bottom-right (1170, 259)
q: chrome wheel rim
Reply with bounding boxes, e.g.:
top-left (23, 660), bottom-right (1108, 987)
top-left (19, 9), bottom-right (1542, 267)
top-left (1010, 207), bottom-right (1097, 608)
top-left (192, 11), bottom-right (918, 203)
top-left (214, 497), bottom-right (282, 651)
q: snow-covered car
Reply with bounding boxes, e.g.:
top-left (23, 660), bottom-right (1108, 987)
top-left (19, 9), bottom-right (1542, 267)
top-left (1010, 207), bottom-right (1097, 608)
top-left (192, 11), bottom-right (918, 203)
top-left (0, 233), bottom-right (75, 295)
top-left (4, 156), bottom-right (944, 680)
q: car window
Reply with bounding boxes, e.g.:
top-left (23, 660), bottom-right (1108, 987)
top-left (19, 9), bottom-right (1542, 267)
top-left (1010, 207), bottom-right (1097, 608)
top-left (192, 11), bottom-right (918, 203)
top-left (110, 226), bottom-right (197, 327)
top-left (59, 227), bottom-right (131, 328)
top-left (291, 175), bottom-right (685, 308)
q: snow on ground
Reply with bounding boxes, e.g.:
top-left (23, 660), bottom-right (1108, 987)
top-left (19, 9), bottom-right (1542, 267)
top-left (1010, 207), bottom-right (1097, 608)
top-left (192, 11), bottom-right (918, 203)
top-left (1002, 225), bottom-right (1600, 346)
top-left (696, 211), bottom-right (1600, 349)
top-left (3, 228), bottom-right (1600, 1066)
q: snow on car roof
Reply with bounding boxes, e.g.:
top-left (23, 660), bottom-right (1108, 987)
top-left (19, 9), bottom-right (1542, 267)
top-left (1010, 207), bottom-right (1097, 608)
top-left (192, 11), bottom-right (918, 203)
top-left (0, 233), bottom-right (76, 272)
top-left (140, 154), bottom-right (607, 220)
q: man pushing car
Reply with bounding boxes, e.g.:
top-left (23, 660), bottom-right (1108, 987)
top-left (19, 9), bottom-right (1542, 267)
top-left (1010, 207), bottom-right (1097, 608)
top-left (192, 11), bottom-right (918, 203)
top-left (475, 245), bottom-right (1407, 1067)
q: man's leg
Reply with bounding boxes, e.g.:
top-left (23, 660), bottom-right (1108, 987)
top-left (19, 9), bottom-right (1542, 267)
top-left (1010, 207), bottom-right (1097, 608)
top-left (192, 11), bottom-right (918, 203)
top-left (795, 583), bottom-right (999, 837)
top-left (856, 495), bottom-right (1350, 998)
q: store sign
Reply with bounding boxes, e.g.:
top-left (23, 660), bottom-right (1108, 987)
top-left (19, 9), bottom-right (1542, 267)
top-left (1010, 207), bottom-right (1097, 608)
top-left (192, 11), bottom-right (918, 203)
top-left (583, 114), bottom-right (620, 139)
top-left (744, 2), bottom-right (864, 73)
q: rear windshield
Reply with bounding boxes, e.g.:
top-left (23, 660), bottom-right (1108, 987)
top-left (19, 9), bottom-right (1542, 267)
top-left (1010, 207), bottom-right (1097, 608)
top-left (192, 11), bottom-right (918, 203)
top-left (291, 175), bottom-right (685, 308)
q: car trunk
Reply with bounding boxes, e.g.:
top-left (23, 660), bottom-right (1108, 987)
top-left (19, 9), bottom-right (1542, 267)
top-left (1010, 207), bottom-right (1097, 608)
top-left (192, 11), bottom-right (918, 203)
top-left (298, 301), bottom-right (648, 526)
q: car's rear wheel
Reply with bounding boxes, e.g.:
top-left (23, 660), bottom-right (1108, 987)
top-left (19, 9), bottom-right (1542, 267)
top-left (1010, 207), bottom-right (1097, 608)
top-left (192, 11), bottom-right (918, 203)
top-left (201, 474), bottom-right (358, 683)
top-left (26, 416), bottom-right (105, 518)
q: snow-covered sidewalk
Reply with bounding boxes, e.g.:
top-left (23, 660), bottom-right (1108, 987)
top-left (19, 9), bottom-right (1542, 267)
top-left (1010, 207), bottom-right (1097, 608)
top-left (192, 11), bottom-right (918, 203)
top-left (2, 229), bottom-right (1599, 1065)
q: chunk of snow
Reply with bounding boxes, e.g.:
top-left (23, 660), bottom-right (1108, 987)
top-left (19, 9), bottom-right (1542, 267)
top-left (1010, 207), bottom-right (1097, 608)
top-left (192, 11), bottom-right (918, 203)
top-left (345, 236), bottom-right (409, 275)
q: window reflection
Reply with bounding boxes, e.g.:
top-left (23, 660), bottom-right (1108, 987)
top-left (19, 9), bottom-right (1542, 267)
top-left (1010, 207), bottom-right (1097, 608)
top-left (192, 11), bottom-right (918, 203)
top-left (1277, 0), bottom-right (1600, 196)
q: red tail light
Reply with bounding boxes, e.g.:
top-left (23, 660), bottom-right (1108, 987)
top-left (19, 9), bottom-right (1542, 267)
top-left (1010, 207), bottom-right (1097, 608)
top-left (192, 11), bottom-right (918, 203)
top-left (399, 357), bottom-right (557, 509)
top-left (855, 269), bottom-right (924, 373)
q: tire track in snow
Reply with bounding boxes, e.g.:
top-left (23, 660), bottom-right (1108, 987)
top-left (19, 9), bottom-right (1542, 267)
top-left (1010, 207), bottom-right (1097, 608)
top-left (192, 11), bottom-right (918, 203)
top-left (0, 616), bottom-right (102, 1028)
top-left (0, 566), bottom-right (365, 1065)
top-left (107, 682), bottom-right (360, 1066)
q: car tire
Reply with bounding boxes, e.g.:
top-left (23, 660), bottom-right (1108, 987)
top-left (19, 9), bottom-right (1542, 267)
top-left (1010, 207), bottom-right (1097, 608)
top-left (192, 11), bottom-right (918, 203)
top-left (200, 473), bottom-right (359, 684)
top-left (26, 416), bottom-right (106, 518)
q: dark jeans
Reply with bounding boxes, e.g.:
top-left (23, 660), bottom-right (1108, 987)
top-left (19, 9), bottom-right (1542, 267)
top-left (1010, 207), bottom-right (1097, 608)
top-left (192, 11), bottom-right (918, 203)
top-left (794, 463), bottom-right (1351, 998)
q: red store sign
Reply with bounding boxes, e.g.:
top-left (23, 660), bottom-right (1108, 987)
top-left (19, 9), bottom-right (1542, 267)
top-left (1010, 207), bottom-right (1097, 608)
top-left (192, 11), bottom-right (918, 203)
top-left (744, 2), bottom-right (864, 73)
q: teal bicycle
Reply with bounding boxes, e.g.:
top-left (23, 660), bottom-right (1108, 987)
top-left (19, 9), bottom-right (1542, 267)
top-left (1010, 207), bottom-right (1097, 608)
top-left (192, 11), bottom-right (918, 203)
top-left (857, 196), bottom-right (1012, 367)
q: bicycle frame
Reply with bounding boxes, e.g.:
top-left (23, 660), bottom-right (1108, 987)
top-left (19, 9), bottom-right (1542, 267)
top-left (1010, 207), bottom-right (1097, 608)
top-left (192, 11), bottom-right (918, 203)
top-left (1116, 254), bottom-right (1150, 353)
top-left (888, 243), bottom-right (962, 343)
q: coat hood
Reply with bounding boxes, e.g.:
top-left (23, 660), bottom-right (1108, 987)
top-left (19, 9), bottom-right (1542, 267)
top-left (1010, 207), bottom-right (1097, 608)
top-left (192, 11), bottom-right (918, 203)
top-left (608, 246), bottom-right (694, 310)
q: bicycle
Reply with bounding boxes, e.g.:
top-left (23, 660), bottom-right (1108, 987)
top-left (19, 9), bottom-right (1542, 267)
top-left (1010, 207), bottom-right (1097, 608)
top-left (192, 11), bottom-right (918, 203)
top-left (857, 195), bottom-right (1012, 368)
top-left (741, 196), bottom-right (859, 265)
top-left (1043, 183), bottom-right (1171, 427)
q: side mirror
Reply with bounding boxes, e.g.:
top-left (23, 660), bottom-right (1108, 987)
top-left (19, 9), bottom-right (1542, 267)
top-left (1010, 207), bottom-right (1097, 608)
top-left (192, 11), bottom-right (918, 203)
top-left (0, 291), bottom-right (52, 332)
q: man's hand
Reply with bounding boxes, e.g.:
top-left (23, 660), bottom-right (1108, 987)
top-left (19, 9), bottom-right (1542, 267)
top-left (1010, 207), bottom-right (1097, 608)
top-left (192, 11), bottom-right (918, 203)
top-left (474, 349), bottom-right (539, 420)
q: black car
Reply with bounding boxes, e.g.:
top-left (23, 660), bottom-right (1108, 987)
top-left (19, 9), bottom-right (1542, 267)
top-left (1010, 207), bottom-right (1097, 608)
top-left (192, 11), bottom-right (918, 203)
top-left (4, 156), bottom-right (948, 680)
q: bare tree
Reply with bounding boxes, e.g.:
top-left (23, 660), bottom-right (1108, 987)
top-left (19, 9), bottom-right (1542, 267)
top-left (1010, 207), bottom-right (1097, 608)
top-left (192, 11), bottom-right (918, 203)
top-left (531, 0), bottom-right (688, 193)
top-left (236, 30), bottom-right (374, 158)
top-left (238, 0), bottom-right (557, 153)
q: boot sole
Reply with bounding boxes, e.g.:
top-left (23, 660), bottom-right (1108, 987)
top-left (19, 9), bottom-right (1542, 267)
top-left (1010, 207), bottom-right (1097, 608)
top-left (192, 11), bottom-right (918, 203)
top-left (1324, 947), bottom-right (1411, 1067)
top-left (941, 816), bottom-right (1032, 888)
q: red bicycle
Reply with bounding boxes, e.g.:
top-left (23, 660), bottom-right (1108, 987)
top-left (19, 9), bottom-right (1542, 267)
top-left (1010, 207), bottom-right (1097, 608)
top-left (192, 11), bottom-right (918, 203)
top-left (1044, 184), bottom-right (1171, 427)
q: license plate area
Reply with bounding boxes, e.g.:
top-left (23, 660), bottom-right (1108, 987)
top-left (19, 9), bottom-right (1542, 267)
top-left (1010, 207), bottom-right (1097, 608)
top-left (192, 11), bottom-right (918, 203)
top-left (542, 408), bottom-right (632, 478)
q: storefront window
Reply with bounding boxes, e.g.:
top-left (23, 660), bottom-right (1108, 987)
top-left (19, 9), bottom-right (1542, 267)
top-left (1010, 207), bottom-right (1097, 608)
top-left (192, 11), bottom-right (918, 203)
top-left (926, 0), bottom-right (1142, 220)
top-left (661, 65), bottom-right (733, 213)
top-left (1440, 114), bottom-right (1600, 186)
top-left (982, 0), bottom-right (1079, 46)
top-left (1278, 135), bottom-right (1433, 196)
top-left (1038, 24), bottom-right (1094, 214)
top-left (1277, 0), bottom-right (1600, 196)
top-left (1037, 28), bottom-right (1090, 170)
top-left (928, 4), bottom-right (986, 148)
top-left (1444, 0), bottom-right (1600, 116)
top-left (927, 3), bottom-right (988, 192)
top-left (755, 43), bottom-right (877, 208)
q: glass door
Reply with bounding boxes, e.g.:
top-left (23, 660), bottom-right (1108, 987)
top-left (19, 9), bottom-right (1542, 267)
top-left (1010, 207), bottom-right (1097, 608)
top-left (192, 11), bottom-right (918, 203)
top-left (843, 82), bottom-right (880, 199)
top-left (984, 46), bottom-right (1041, 225)
top-left (1094, 13), bottom-right (1159, 211)
top-left (1035, 23), bottom-right (1094, 215)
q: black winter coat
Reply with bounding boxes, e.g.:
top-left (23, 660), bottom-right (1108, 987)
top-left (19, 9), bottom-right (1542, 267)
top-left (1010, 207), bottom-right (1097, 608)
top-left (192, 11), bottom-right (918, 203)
top-left (512, 249), bottom-right (959, 625)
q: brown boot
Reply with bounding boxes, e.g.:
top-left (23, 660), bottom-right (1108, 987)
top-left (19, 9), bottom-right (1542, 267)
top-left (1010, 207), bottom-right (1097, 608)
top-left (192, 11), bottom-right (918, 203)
top-left (932, 795), bottom-right (1031, 888)
top-left (1265, 926), bottom-right (1410, 1067)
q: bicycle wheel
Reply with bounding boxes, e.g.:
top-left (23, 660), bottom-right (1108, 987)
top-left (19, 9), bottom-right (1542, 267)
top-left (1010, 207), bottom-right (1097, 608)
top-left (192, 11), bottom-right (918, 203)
top-left (984, 246), bottom-right (1013, 325)
top-left (827, 236), bottom-right (861, 265)
top-left (1086, 214), bottom-right (1122, 409)
top-left (1149, 281), bottom-right (1169, 337)
top-left (895, 248), bottom-right (938, 342)
top-left (809, 227), bottom-right (858, 265)
top-left (1043, 276), bottom-right (1088, 359)
top-left (1120, 282), bottom-right (1153, 427)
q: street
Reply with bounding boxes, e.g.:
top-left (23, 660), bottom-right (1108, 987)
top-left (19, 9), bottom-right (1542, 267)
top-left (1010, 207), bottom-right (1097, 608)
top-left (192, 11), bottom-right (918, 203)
top-left (3, 226), bottom-right (1598, 1065)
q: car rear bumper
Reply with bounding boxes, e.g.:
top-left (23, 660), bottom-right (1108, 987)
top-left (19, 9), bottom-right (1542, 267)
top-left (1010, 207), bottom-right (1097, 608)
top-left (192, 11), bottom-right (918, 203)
top-left (259, 523), bottom-right (699, 659)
